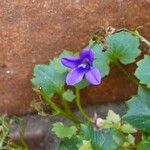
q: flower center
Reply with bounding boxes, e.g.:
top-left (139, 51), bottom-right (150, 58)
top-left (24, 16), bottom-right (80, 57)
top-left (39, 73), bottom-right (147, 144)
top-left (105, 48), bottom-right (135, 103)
top-left (78, 59), bottom-right (91, 70)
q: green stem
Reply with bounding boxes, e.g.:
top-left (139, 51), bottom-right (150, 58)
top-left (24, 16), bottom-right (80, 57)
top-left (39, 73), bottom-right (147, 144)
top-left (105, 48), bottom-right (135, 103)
top-left (131, 31), bottom-right (150, 47)
top-left (75, 88), bottom-right (92, 123)
top-left (20, 124), bottom-right (29, 150)
top-left (114, 61), bottom-right (139, 86)
top-left (59, 88), bottom-right (81, 123)
top-left (40, 91), bottom-right (80, 124)
top-left (0, 119), bottom-right (10, 148)
top-left (60, 88), bottom-right (72, 113)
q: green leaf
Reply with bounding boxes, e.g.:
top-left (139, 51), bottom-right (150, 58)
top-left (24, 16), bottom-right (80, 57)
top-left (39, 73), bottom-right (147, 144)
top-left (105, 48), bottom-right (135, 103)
top-left (31, 64), bottom-right (66, 97)
top-left (127, 134), bottom-right (135, 145)
top-left (106, 31), bottom-right (141, 64)
top-left (121, 124), bottom-right (137, 134)
top-left (52, 122), bottom-right (77, 139)
top-left (103, 110), bottom-right (121, 129)
top-left (123, 86), bottom-right (150, 133)
top-left (135, 55), bottom-right (150, 87)
top-left (78, 140), bottom-right (93, 150)
top-left (57, 137), bottom-right (80, 150)
top-left (63, 89), bottom-right (76, 102)
top-left (60, 50), bottom-right (78, 57)
top-left (89, 31), bottom-right (141, 78)
top-left (106, 110), bottom-right (121, 124)
top-left (50, 58), bottom-right (68, 74)
top-left (51, 50), bottom-right (76, 74)
top-left (80, 124), bottom-right (124, 150)
top-left (89, 40), bottom-right (110, 78)
top-left (75, 79), bottom-right (89, 90)
top-left (137, 140), bottom-right (150, 150)
top-left (31, 50), bottom-right (77, 97)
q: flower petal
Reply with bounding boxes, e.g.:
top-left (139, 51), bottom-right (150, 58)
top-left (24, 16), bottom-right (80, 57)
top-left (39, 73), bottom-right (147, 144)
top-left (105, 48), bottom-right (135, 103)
top-left (66, 68), bottom-right (85, 85)
top-left (85, 67), bottom-right (101, 85)
top-left (61, 56), bottom-right (81, 69)
top-left (80, 48), bottom-right (94, 62)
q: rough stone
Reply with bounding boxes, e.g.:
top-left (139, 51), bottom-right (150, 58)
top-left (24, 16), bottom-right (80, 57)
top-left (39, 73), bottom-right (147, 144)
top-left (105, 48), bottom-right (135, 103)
top-left (0, 0), bottom-right (150, 114)
top-left (9, 102), bottom-right (126, 150)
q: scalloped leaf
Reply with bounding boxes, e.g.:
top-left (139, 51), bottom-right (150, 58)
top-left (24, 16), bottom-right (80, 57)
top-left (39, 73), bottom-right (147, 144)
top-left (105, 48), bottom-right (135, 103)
top-left (123, 86), bottom-right (150, 133)
top-left (88, 40), bottom-right (110, 78)
top-left (80, 124), bottom-right (124, 150)
top-left (52, 122), bottom-right (77, 139)
top-left (135, 55), bottom-right (150, 87)
top-left (137, 140), bottom-right (150, 150)
top-left (57, 137), bottom-right (80, 150)
top-left (63, 89), bottom-right (76, 102)
top-left (78, 140), bottom-right (93, 150)
top-left (89, 31), bottom-right (141, 78)
top-left (31, 51), bottom-right (75, 97)
top-left (106, 31), bottom-right (141, 64)
top-left (31, 64), bottom-right (66, 97)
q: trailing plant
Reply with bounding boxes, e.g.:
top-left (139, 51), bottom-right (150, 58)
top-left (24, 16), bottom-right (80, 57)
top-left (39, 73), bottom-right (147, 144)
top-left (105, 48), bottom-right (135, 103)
top-left (0, 116), bottom-right (29, 150)
top-left (31, 27), bottom-right (150, 150)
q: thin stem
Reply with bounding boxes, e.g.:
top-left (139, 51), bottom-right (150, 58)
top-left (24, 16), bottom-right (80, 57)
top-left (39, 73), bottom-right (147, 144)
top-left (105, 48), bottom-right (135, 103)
top-left (114, 61), bottom-right (139, 86)
top-left (40, 91), bottom-right (80, 124)
top-left (131, 31), bottom-right (150, 47)
top-left (75, 88), bottom-right (92, 123)
top-left (0, 119), bottom-right (10, 148)
top-left (20, 124), bottom-right (29, 150)
top-left (60, 88), bottom-right (72, 113)
top-left (58, 88), bottom-right (81, 123)
top-left (61, 98), bottom-right (81, 123)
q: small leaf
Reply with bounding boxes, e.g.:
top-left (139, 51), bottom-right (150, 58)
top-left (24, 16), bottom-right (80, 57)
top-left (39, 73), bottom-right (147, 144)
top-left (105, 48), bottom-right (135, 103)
top-left (127, 134), bottom-right (135, 145)
top-left (88, 40), bottom-right (110, 78)
top-left (106, 31), bottom-right (141, 64)
top-left (78, 140), bottom-right (93, 150)
top-left (57, 137), bottom-right (80, 150)
top-left (89, 31), bottom-right (141, 78)
top-left (123, 86), bottom-right (150, 133)
top-left (137, 140), bottom-right (150, 150)
top-left (50, 58), bottom-right (68, 74)
top-left (80, 124), bottom-right (124, 150)
top-left (31, 64), bottom-right (66, 98)
top-left (63, 90), bottom-right (76, 102)
top-left (135, 55), bottom-right (150, 87)
top-left (51, 50), bottom-right (76, 73)
top-left (103, 110), bottom-right (121, 129)
top-left (106, 110), bottom-right (121, 124)
top-left (75, 79), bottom-right (89, 90)
top-left (52, 122), bottom-right (77, 139)
top-left (121, 124), bottom-right (137, 134)
top-left (60, 50), bottom-right (77, 57)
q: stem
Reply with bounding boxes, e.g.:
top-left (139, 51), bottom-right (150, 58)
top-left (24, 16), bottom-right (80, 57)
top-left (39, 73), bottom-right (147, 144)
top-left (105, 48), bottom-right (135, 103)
top-left (20, 124), bottom-right (29, 150)
top-left (0, 119), bottom-right (9, 148)
top-left (62, 98), bottom-right (81, 123)
top-left (59, 88), bottom-right (81, 123)
top-left (114, 61), bottom-right (139, 86)
top-left (75, 88), bottom-right (92, 122)
top-left (90, 41), bottom-right (96, 48)
top-left (60, 88), bottom-right (72, 113)
top-left (131, 31), bottom-right (150, 47)
top-left (40, 91), bottom-right (80, 124)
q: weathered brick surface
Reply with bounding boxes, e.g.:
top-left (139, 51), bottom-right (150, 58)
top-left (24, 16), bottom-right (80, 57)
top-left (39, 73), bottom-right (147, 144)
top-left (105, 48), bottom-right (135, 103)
top-left (0, 0), bottom-right (150, 114)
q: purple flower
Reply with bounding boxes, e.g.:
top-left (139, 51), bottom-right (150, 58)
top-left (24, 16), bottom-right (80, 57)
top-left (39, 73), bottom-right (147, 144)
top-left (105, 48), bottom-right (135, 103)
top-left (61, 48), bottom-right (101, 85)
